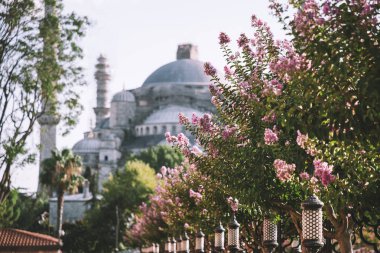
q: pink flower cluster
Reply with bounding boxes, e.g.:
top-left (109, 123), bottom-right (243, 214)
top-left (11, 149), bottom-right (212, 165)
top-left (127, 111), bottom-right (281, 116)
top-left (264, 127), bottom-right (279, 145)
top-left (296, 130), bottom-right (318, 156)
top-left (296, 130), bottom-right (308, 149)
top-left (273, 159), bottom-right (296, 182)
top-left (263, 79), bottom-right (283, 96)
top-left (237, 33), bottom-right (249, 48)
top-left (179, 113), bottom-right (189, 125)
top-left (313, 159), bottom-right (336, 186)
top-left (189, 189), bottom-right (202, 204)
top-left (227, 197), bottom-right (239, 212)
top-left (204, 62), bottom-right (217, 76)
top-left (219, 32), bottom-right (231, 45)
top-left (261, 111), bottom-right (276, 123)
top-left (222, 125), bottom-right (238, 139)
top-left (224, 66), bottom-right (234, 78)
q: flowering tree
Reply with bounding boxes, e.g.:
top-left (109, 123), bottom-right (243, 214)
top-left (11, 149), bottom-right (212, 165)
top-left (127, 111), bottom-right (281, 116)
top-left (128, 1), bottom-right (379, 253)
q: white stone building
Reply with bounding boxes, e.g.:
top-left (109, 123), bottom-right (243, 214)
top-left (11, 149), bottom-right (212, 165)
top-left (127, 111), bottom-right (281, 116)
top-left (72, 44), bottom-right (215, 190)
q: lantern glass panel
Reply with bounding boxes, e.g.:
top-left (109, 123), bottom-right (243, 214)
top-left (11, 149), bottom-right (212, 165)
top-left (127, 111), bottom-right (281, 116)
top-left (263, 219), bottom-right (277, 241)
top-left (214, 232), bottom-right (224, 248)
top-left (183, 239), bottom-right (189, 251)
top-left (228, 227), bottom-right (239, 247)
top-left (172, 242), bottom-right (177, 253)
top-left (302, 209), bottom-right (323, 242)
top-left (195, 236), bottom-right (204, 251)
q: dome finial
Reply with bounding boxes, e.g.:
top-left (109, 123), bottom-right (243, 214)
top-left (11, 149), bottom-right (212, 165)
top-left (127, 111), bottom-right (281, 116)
top-left (177, 44), bottom-right (198, 60)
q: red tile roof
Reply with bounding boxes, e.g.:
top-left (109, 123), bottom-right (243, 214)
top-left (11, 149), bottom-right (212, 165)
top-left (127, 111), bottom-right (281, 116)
top-left (0, 228), bottom-right (61, 251)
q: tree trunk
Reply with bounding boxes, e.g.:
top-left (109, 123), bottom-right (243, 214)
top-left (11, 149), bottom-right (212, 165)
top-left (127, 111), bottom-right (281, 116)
top-left (57, 190), bottom-right (64, 238)
top-left (336, 229), bottom-right (353, 253)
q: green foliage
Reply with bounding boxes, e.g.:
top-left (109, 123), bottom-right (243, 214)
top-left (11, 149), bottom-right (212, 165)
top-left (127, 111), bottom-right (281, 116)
top-left (132, 145), bottom-right (184, 172)
top-left (62, 160), bottom-right (157, 252)
top-left (0, 0), bottom-right (88, 203)
top-left (0, 190), bottom-right (21, 227)
top-left (40, 148), bottom-right (83, 237)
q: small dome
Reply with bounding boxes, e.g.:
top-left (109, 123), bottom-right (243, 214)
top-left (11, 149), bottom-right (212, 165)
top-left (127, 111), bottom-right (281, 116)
top-left (143, 105), bottom-right (204, 125)
top-left (111, 90), bottom-right (135, 103)
top-left (142, 59), bottom-right (210, 87)
top-left (73, 138), bottom-right (101, 153)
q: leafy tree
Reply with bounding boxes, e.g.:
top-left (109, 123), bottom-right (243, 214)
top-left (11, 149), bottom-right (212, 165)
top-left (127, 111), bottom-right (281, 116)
top-left (40, 148), bottom-right (83, 238)
top-left (0, 190), bottom-right (21, 227)
top-left (0, 0), bottom-right (88, 203)
top-left (132, 145), bottom-right (183, 172)
top-left (130, 1), bottom-right (380, 252)
top-left (63, 160), bottom-right (157, 252)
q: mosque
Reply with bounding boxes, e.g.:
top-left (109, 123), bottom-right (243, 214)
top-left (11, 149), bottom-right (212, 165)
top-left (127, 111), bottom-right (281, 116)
top-left (46, 44), bottom-right (215, 225)
top-left (71, 43), bottom-right (215, 189)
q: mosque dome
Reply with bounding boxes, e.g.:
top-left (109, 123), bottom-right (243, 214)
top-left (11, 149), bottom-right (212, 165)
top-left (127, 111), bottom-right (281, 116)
top-left (111, 90), bottom-right (135, 102)
top-left (143, 105), bottom-right (204, 125)
top-left (142, 44), bottom-right (211, 87)
top-left (73, 137), bottom-right (101, 153)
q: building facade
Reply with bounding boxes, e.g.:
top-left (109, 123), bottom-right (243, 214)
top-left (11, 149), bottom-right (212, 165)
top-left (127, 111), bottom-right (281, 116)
top-left (72, 44), bottom-right (215, 190)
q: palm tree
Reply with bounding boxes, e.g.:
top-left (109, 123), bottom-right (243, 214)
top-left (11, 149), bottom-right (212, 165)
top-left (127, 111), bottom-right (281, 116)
top-left (40, 148), bottom-right (83, 238)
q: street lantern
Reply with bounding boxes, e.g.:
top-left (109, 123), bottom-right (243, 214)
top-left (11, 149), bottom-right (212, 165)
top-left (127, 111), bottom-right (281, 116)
top-left (262, 218), bottom-right (278, 253)
top-left (155, 243), bottom-right (160, 253)
top-left (291, 238), bottom-right (301, 253)
top-left (228, 214), bottom-right (240, 253)
top-left (166, 237), bottom-right (171, 253)
top-left (301, 195), bottom-right (324, 253)
top-left (214, 222), bottom-right (225, 252)
top-left (171, 237), bottom-right (177, 253)
top-left (177, 236), bottom-right (182, 253)
top-left (195, 229), bottom-right (205, 253)
top-left (182, 232), bottom-right (189, 253)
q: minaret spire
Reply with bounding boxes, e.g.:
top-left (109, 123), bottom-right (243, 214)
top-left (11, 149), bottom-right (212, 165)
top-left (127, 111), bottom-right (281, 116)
top-left (94, 54), bottom-right (110, 127)
top-left (37, 0), bottom-right (60, 193)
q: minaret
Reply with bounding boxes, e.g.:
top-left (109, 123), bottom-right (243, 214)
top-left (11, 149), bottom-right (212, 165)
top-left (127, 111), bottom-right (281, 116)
top-left (37, 0), bottom-right (60, 193)
top-left (93, 55), bottom-right (110, 127)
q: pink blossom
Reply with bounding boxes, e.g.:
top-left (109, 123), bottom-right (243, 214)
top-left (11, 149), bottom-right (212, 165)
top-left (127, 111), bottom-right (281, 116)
top-left (189, 189), bottom-right (202, 204)
top-left (313, 159), bottom-right (335, 186)
top-left (204, 62), bottom-right (217, 76)
top-left (165, 132), bottom-right (177, 143)
top-left (251, 15), bottom-right (263, 27)
top-left (273, 159), bottom-right (296, 182)
top-left (264, 127), bottom-right (279, 145)
top-left (296, 130), bottom-right (308, 149)
top-left (227, 197), bottom-right (239, 212)
top-left (300, 172), bottom-right (310, 180)
top-left (322, 1), bottom-right (330, 15)
top-left (177, 133), bottom-right (190, 147)
top-left (261, 112), bottom-right (276, 123)
top-left (156, 173), bottom-right (163, 179)
top-left (224, 66), bottom-right (233, 78)
top-left (191, 146), bottom-right (202, 156)
top-left (237, 33), bottom-right (249, 48)
top-left (219, 32), bottom-right (231, 44)
top-left (191, 114), bottom-right (199, 125)
top-left (222, 125), bottom-right (238, 139)
top-left (179, 113), bottom-right (189, 125)
top-left (184, 223), bottom-right (190, 229)
top-left (160, 166), bottom-right (167, 176)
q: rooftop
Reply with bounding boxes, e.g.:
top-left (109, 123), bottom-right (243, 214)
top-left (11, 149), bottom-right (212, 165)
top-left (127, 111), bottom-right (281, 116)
top-left (0, 229), bottom-right (61, 251)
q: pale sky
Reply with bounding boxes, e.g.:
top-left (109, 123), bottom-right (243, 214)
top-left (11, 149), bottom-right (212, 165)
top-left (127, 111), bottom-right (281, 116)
top-left (11, 0), bottom-right (286, 193)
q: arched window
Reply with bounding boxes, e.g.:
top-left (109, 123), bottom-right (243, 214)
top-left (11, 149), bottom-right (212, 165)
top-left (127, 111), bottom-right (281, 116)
top-left (153, 126), bottom-right (158, 135)
top-left (162, 125), bottom-right (167, 134)
top-left (135, 128), bottom-right (139, 135)
top-left (104, 155), bottom-right (108, 161)
top-left (172, 125), bottom-right (177, 133)
top-left (145, 126), bottom-right (150, 135)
